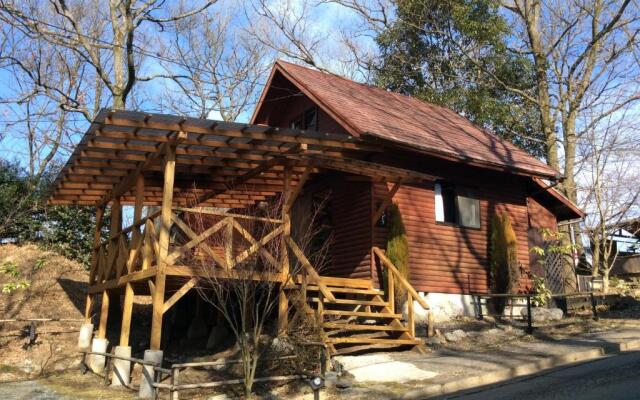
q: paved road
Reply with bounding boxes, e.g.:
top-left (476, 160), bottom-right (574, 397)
top-left (438, 351), bottom-right (640, 400)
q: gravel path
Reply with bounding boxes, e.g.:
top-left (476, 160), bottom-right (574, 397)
top-left (0, 381), bottom-right (70, 400)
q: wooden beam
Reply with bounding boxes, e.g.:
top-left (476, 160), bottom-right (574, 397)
top-left (100, 131), bottom-right (186, 206)
top-left (150, 145), bottom-right (176, 350)
top-left (292, 154), bottom-right (439, 183)
top-left (102, 111), bottom-right (376, 150)
top-left (371, 181), bottom-right (402, 225)
top-left (285, 237), bottom-right (335, 302)
top-left (224, 218), bottom-right (234, 270)
top-left (88, 268), bottom-right (157, 294)
top-left (162, 277), bottom-right (198, 314)
top-left (192, 144), bottom-right (305, 206)
top-left (285, 165), bottom-right (312, 212)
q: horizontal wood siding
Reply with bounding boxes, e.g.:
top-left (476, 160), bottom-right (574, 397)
top-left (374, 180), bottom-right (532, 294)
top-left (325, 180), bottom-right (372, 280)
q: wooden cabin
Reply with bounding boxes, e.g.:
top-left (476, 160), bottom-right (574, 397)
top-left (49, 61), bottom-right (582, 358)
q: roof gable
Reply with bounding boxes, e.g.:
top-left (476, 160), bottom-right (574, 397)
top-left (254, 60), bottom-right (559, 179)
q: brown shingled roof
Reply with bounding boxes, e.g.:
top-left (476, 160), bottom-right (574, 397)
top-left (268, 60), bottom-right (559, 179)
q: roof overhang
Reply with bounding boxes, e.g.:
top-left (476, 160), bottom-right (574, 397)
top-left (531, 177), bottom-right (585, 221)
top-left (49, 109), bottom-right (435, 208)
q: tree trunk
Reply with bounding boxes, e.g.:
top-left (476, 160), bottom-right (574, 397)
top-left (592, 240), bottom-right (600, 277)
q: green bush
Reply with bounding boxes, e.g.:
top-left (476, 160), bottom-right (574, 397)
top-left (490, 212), bottom-right (520, 312)
top-left (0, 160), bottom-right (102, 268)
top-left (531, 275), bottom-right (551, 307)
top-left (386, 203), bottom-right (409, 307)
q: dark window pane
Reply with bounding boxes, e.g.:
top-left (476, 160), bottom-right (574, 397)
top-left (442, 185), bottom-right (457, 223)
top-left (304, 107), bottom-right (318, 131)
top-left (457, 195), bottom-right (480, 228)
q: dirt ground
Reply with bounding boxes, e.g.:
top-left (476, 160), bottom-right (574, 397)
top-left (0, 244), bottom-right (89, 382)
top-left (2, 243), bottom-right (640, 399)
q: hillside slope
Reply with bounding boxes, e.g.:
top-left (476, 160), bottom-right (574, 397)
top-left (0, 244), bottom-right (89, 381)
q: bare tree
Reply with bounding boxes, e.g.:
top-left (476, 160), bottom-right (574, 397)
top-left (158, 1), bottom-right (269, 121)
top-left (0, 0), bottom-right (217, 110)
top-left (176, 193), bottom-right (330, 397)
top-left (578, 102), bottom-right (640, 292)
top-left (501, 0), bottom-right (640, 203)
top-left (326, 0), bottom-right (640, 204)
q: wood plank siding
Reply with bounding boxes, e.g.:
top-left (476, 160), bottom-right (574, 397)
top-left (254, 82), bottom-right (560, 295)
top-left (324, 180), bottom-right (373, 279)
top-left (373, 180), bottom-right (533, 294)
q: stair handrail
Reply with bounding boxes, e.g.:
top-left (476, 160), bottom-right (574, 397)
top-left (286, 236), bottom-right (336, 302)
top-left (372, 247), bottom-right (429, 310)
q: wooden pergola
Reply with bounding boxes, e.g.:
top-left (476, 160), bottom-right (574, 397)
top-left (50, 109), bottom-right (434, 352)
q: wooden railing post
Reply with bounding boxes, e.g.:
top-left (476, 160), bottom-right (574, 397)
top-left (224, 217), bottom-right (234, 270)
top-left (407, 292), bottom-right (415, 337)
top-left (387, 259), bottom-right (395, 314)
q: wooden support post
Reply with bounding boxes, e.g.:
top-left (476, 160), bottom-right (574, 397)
top-left (97, 289), bottom-right (110, 339)
top-left (150, 146), bottom-right (176, 350)
top-left (119, 175), bottom-right (144, 347)
top-left (96, 198), bottom-right (121, 338)
top-left (119, 283), bottom-right (134, 346)
top-left (85, 207), bottom-right (105, 322)
top-left (277, 166), bottom-right (292, 335)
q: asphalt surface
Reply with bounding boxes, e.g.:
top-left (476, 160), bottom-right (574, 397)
top-left (438, 351), bottom-right (640, 400)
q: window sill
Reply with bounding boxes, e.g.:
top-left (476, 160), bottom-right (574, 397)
top-left (435, 221), bottom-right (481, 231)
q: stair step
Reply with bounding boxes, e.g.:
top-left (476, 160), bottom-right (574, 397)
top-left (326, 337), bottom-right (422, 345)
top-left (323, 322), bottom-right (408, 332)
top-left (289, 285), bottom-right (384, 296)
top-left (323, 310), bottom-right (402, 319)
top-left (311, 298), bottom-right (389, 307)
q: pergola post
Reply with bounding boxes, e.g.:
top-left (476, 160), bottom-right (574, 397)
top-left (84, 206), bottom-right (105, 322)
top-left (97, 198), bottom-right (121, 339)
top-left (150, 146), bottom-right (176, 350)
top-left (277, 165), bottom-right (292, 335)
top-left (112, 175), bottom-right (145, 387)
top-left (120, 174), bottom-right (144, 347)
top-left (88, 200), bottom-right (119, 373)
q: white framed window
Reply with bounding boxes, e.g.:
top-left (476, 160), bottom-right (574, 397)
top-left (434, 182), bottom-right (480, 228)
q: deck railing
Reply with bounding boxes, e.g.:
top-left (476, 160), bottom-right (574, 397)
top-left (372, 246), bottom-right (430, 337)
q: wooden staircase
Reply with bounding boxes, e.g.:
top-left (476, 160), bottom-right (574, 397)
top-left (288, 247), bottom-right (428, 355)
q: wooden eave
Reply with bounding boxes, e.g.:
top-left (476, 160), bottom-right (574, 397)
top-left (50, 109), bottom-right (432, 207)
top-left (531, 177), bottom-right (585, 220)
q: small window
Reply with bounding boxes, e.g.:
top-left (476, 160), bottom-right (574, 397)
top-left (304, 107), bottom-right (318, 131)
top-left (290, 106), bottom-right (318, 130)
top-left (434, 182), bottom-right (480, 228)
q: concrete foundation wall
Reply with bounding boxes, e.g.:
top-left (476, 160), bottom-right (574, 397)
top-left (423, 292), bottom-right (528, 322)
